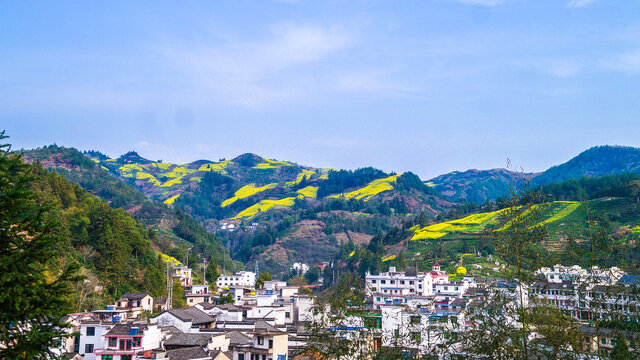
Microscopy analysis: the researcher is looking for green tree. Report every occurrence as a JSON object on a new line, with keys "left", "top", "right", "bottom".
{"left": 171, "top": 279, "right": 186, "bottom": 309}
{"left": 205, "top": 259, "right": 220, "bottom": 286}
{"left": 611, "top": 334, "right": 632, "bottom": 360}
{"left": 255, "top": 271, "right": 272, "bottom": 289}
{"left": 304, "top": 266, "right": 321, "bottom": 284}
{"left": 219, "top": 292, "right": 234, "bottom": 304}
{"left": 0, "top": 132, "right": 81, "bottom": 358}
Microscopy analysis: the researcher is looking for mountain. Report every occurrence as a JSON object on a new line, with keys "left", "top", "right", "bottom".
{"left": 427, "top": 168, "right": 534, "bottom": 204}
{"left": 428, "top": 145, "right": 640, "bottom": 203}
{"left": 22, "top": 145, "right": 241, "bottom": 274}
{"left": 26, "top": 161, "right": 165, "bottom": 310}
{"left": 24, "top": 146, "right": 454, "bottom": 277}
{"left": 531, "top": 145, "right": 640, "bottom": 186}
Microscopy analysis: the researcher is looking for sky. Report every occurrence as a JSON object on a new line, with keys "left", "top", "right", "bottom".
{"left": 2, "top": 0, "right": 640, "bottom": 179}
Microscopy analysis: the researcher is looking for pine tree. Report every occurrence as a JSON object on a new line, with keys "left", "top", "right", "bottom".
{"left": 0, "top": 131, "right": 81, "bottom": 358}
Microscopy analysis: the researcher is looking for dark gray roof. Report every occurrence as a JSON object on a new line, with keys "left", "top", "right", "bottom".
{"left": 215, "top": 304, "right": 242, "bottom": 312}
{"left": 166, "top": 346, "right": 211, "bottom": 360}
{"left": 120, "top": 293, "right": 151, "bottom": 300}
{"left": 254, "top": 320, "right": 286, "bottom": 334}
{"left": 105, "top": 323, "right": 147, "bottom": 336}
{"left": 225, "top": 331, "right": 252, "bottom": 346}
{"left": 163, "top": 307, "right": 216, "bottom": 325}
{"left": 197, "top": 302, "right": 217, "bottom": 310}
{"left": 165, "top": 333, "right": 213, "bottom": 347}
{"left": 161, "top": 325, "right": 184, "bottom": 336}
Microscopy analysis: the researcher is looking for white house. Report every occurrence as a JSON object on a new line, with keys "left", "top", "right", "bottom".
{"left": 217, "top": 271, "right": 257, "bottom": 288}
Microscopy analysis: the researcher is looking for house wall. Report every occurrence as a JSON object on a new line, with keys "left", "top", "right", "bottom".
{"left": 151, "top": 312, "right": 193, "bottom": 333}
{"left": 78, "top": 323, "right": 111, "bottom": 360}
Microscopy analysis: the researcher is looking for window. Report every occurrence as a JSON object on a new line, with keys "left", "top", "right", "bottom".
{"left": 86, "top": 327, "right": 95, "bottom": 336}
{"left": 400, "top": 280, "right": 405, "bottom": 285}
{"left": 239, "top": 355, "right": 245, "bottom": 360}
{"left": 376, "top": 297, "right": 381, "bottom": 301}
{"left": 410, "top": 332, "right": 421, "bottom": 343}
{"left": 269, "top": 339, "right": 273, "bottom": 348}
{"left": 119, "top": 339, "right": 132, "bottom": 350}
{"left": 85, "top": 344, "right": 94, "bottom": 353}
{"left": 108, "top": 338, "right": 117, "bottom": 347}
{"left": 394, "top": 329, "right": 400, "bottom": 337}
{"left": 601, "top": 338, "right": 607, "bottom": 345}
{"left": 410, "top": 281, "right": 414, "bottom": 285}
{"left": 390, "top": 280, "right": 395, "bottom": 284}
{"left": 381, "top": 280, "right": 386, "bottom": 284}
{"left": 122, "top": 356, "right": 132, "bottom": 360}
{"left": 285, "top": 312, "right": 291, "bottom": 318}
{"left": 133, "top": 337, "right": 141, "bottom": 347}
{"left": 101, "top": 356, "right": 113, "bottom": 360}
{"left": 410, "top": 316, "right": 420, "bottom": 325}
{"left": 258, "top": 336, "right": 264, "bottom": 345}
{"left": 371, "top": 280, "right": 376, "bottom": 284}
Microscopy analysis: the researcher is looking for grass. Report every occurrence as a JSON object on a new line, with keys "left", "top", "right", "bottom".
{"left": 164, "top": 193, "right": 181, "bottom": 205}
{"left": 296, "top": 186, "right": 318, "bottom": 198}
{"left": 331, "top": 174, "right": 401, "bottom": 201}
{"left": 221, "top": 183, "right": 278, "bottom": 207}
{"left": 232, "top": 197, "right": 296, "bottom": 219}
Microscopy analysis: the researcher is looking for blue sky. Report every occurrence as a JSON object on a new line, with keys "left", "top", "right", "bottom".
{"left": 2, "top": 0, "right": 640, "bottom": 179}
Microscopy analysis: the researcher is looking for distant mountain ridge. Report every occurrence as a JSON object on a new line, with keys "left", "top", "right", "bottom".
{"left": 428, "top": 145, "right": 640, "bottom": 203}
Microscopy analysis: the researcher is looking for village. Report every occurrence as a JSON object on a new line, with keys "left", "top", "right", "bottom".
{"left": 50, "top": 258, "right": 640, "bottom": 360}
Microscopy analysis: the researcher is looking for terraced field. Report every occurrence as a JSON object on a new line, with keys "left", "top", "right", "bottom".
{"left": 329, "top": 174, "right": 401, "bottom": 201}
{"left": 411, "top": 201, "right": 581, "bottom": 241}
{"left": 232, "top": 197, "right": 297, "bottom": 219}
{"left": 221, "top": 183, "right": 278, "bottom": 207}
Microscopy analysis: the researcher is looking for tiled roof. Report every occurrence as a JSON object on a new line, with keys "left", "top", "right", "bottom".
{"left": 164, "top": 333, "right": 212, "bottom": 347}
{"left": 166, "top": 346, "right": 211, "bottom": 360}
{"left": 164, "top": 307, "right": 216, "bottom": 325}
{"left": 225, "top": 331, "right": 252, "bottom": 346}
{"left": 105, "top": 323, "right": 147, "bottom": 336}
{"left": 120, "top": 293, "right": 150, "bottom": 300}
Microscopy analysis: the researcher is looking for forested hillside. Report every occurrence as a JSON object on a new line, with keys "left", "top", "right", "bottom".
{"left": 22, "top": 145, "right": 242, "bottom": 274}
{"left": 27, "top": 163, "right": 165, "bottom": 310}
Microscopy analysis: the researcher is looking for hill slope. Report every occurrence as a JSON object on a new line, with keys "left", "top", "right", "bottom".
{"left": 532, "top": 145, "right": 640, "bottom": 186}
{"left": 428, "top": 145, "right": 640, "bottom": 203}
{"left": 22, "top": 145, "right": 241, "bottom": 273}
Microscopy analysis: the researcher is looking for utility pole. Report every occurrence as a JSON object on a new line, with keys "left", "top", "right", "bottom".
{"left": 166, "top": 262, "right": 173, "bottom": 310}
{"left": 203, "top": 257, "right": 208, "bottom": 285}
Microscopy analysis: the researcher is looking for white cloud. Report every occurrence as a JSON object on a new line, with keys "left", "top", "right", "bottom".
{"left": 567, "top": 0, "right": 597, "bottom": 8}
{"left": 603, "top": 50, "right": 640, "bottom": 74}
{"left": 161, "top": 24, "right": 352, "bottom": 110}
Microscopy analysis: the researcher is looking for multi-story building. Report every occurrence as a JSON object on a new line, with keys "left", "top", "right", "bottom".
{"left": 94, "top": 323, "right": 161, "bottom": 360}
{"left": 366, "top": 267, "right": 433, "bottom": 298}
{"left": 173, "top": 265, "right": 193, "bottom": 287}
{"left": 217, "top": 271, "right": 257, "bottom": 288}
